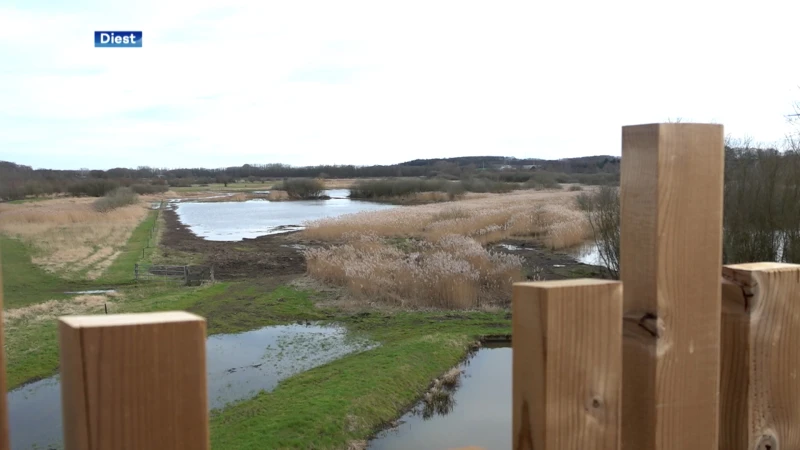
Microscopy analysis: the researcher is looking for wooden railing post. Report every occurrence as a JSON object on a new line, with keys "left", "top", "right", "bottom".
{"left": 513, "top": 279, "right": 623, "bottom": 449}
{"left": 59, "top": 312, "right": 209, "bottom": 450}
{"left": 720, "top": 262, "right": 800, "bottom": 449}
{"left": 620, "top": 123, "right": 725, "bottom": 449}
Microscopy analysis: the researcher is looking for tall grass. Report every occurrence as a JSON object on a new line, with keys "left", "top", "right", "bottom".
{"left": 302, "top": 190, "right": 590, "bottom": 308}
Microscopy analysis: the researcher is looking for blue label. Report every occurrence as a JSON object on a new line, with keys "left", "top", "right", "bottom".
{"left": 95, "top": 31, "right": 142, "bottom": 48}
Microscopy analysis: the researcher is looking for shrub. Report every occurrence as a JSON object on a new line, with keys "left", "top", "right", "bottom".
{"left": 281, "top": 178, "right": 325, "bottom": 199}
{"left": 568, "top": 185, "right": 583, "bottom": 191}
{"left": 576, "top": 186, "right": 620, "bottom": 279}
{"left": 93, "top": 187, "right": 139, "bottom": 212}
{"left": 523, "top": 172, "right": 560, "bottom": 190}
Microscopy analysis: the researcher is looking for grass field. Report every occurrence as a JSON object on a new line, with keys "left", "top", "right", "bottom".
{"left": 0, "top": 197, "right": 153, "bottom": 280}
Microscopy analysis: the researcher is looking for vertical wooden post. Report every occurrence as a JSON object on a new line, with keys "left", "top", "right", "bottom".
{"left": 184, "top": 265, "right": 189, "bottom": 286}
{"left": 134, "top": 263, "right": 139, "bottom": 281}
{"left": 59, "top": 311, "right": 209, "bottom": 450}
{"left": 210, "top": 265, "right": 215, "bottom": 283}
{"left": 513, "top": 279, "right": 623, "bottom": 449}
{"left": 720, "top": 262, "right": 800, "bottom": 449}
{"left": 0, "top": 251, "right": 12, "bottom": 450}
{"left": 620, "top": 123, "right": 724, "bottom": 450}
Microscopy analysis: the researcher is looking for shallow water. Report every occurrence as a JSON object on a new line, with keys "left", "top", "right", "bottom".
{"left": 174, "top": 189, "right": 395, "bottom": 241}
{"left": 8, "top": 323, "right": 375, "bottom": 450}
{"left": 368, "top": 344, "right": 511, "bottom": 450}
{"left": 565, "top": 240, "right": 605, "bottom": 267}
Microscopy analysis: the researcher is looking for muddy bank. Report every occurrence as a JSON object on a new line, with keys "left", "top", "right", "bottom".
{"left": 491, "top": 238, "right": 611, "bottom": 281}
{"left": 161, "top": 207, "right": 307, "bottom": 280}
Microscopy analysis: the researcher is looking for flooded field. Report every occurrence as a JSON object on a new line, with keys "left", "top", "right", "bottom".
{"left": 8, "top": 323, "right": 375, "bottom": 450}
{"left": 174, "top": 189, "right": 395, "bottom": 241}
{"left": 368, "top": 343, "right": 511, "bottom": 450}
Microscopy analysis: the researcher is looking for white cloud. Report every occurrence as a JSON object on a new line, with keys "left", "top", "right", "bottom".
{"left": 1, "top": 0, "right": 799, "bottom": 169}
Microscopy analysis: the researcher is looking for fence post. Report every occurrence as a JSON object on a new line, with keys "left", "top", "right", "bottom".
{"left": 210, "top": 265, "right": 215, "bottom": 283}
{"left": 620, "top": 123, "right": 724, "bottom": 449}
{"left": 134, "top": 263, "right": 139, "bottom": 281}
{"left": 513, "top": 279, "right": 622, "bottom": 449}
{"left": 184, "top": 265, "right": 189, "bottom": 286}
{"left": 0, "top": 252, "right": 11, "bottom": 450}
{"left": 720, "top": 262, "right": 800, "bottom": 449}
{"left": 58, "top": 312, "right": 209, "bottom": 449}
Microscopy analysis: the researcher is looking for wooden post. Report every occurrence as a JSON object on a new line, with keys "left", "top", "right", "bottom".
{"left": 720, "top": 262, "right": 800, "bottom": 449}
{"left": 59, "top": 312, "right": 209, "bottom": 450}
{"left": 620, "top": 123, "right": 724, "bottom": 450}
{"left": 0, "top": 251, "right": 11, "bottom": 450}
{"left": 134, "top": 263, "right": 139, "bottom": 281}
{"left": 210, "top": 265, "right": 215, "bottom": 283}
{"left": 513, "top": 279, "right": 623, "bottom": 449}
{"left": 184, "top": 265, "right": 189, "bottom": 286}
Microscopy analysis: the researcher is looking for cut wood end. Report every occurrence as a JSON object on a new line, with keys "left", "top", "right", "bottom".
{"left": 59, "top": 311, "right": 205, "bottom": 328}
{"left": 724, "top": 262, "right": 800, "bottom": 272}
{"left": 514, "top": 279, "right": 621, "bottom": 289}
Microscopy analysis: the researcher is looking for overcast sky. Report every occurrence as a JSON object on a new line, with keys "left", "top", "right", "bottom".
{"left": 1, "top": 0, "right": 798, "bottom": 170}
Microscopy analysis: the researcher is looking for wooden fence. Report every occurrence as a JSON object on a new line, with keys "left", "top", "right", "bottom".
{"left": 135, "top": 263, "right": 214, "bottom": 285}
{"left": 0, "top": 123, "right": 796, "bottom": 449}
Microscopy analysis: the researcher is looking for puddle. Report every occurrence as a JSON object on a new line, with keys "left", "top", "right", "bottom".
{"left": 564, "top": 240, "right": 606, "bottom": 267}
{"left": 63, "top": 289, "right": 117, "bottom": 295}
{"left": 495, "top": 243, "right": 523, "bottom": 251}
{"left": 174, "top": 189, "right": 396, "bottom": 241}
{"left": 368, "top": 343, "right": 511, "bottom": 450}
{"left": 8, "top": 323, "right": 376, "bottom": 450}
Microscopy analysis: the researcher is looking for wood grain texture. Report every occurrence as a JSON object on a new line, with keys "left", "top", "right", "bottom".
{"left": 720, "top": 263, "right": 800, "bottom": 450}
{"left": 0, "top": 252, "right": 10, "bottom": 450}
{"left": 513, "top": 279, "right": 622, "bottom": 450}
{"left": 620, "top": 123, "right": 724, "bottom": 450}
{"left": 59, "top": 311, "right": 209, "bottom": 450}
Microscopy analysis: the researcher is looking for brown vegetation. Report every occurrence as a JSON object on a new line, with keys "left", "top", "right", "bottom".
{"left": 302, "top": 190, "right": 591, "bottom": 309}
{"left": 0, "top": 197, "right": 150, "bottom": 278}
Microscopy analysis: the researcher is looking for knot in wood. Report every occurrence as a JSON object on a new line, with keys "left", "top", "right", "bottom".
{"left": 756, "top": 435, "right": 777, "bottom": 450}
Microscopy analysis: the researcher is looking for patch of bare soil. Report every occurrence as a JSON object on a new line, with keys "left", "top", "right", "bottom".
{"left": 160, "top": 207, "right": 306, "bottom": 280}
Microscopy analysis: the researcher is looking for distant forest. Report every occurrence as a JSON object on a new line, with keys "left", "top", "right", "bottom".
{"left": 0, "top": 155, "right": 621, "bottom": 201}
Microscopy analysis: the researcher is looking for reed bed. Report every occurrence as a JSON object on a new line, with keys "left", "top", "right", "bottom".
{"left": 0, "top": 197, "right": 149, "bottom": 279}
{"left": 303, "top": 190, "right": 590, "bottom": 309}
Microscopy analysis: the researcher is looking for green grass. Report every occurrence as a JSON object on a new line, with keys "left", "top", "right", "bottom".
{"left": 4, "top": 281, "right": 334, "bottom": 390}
{"left": 96, "top": 209, "right": 159, "bottom": 285}
{"left": 0, "top": 236, "right": 92, "bottom": 309}
{"left": 210, "top": 310, "right": 510, "bottom": 449}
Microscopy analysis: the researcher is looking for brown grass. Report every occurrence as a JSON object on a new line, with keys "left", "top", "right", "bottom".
{"left": 0, "top": 197, "right": 150, "bottom": 279}
{"left": 302, "top": 189, "right": 589, "bottom": 309}
{"left": 4, "top": 293, "right": 117, "bottom": 327}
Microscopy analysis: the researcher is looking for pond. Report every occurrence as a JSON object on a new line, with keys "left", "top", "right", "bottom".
{"left": 368, "top": 342, "right": 511, "bottom": 450}
{"left": 174, "top": 189, "right": 396, "bottom": 241}
{"left": 8, "top": 323, "right": 376, "bottom": 450}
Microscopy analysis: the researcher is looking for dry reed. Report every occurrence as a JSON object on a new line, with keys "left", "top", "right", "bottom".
{"left": 302, "top": 190, "right": 589, "bottom": 309}
{"left": 0, "top": 197, "right": 149, "bottom": 279}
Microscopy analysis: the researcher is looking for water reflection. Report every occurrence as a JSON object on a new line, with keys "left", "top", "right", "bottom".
{"left": 8, "top": 323, "right": 376, "bottom": 450}
{"left": 174, "top": 189, "right": 396, "bottom": 241}
{"left": 368, "top": 343, "right": 511, "bottom": 450}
